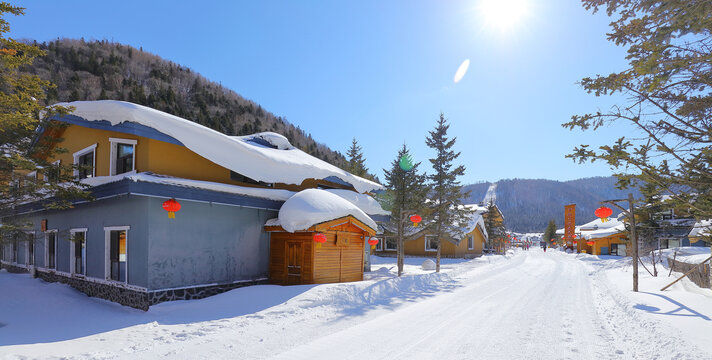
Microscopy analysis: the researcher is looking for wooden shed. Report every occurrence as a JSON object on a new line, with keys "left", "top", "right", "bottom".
{"left": 265, "top": 215, "right": 376, "bottom": 285}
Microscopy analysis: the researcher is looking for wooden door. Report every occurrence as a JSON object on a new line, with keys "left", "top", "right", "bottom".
{"left": 286, "top": 242, "right": 303, "bottom": 285}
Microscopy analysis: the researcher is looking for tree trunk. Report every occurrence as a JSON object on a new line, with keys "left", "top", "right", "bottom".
{"left": 629, "top": 193, "right": 639, "bottom": 292}
{"left": 436, "top": 239, "right": 441, "bottom": 273}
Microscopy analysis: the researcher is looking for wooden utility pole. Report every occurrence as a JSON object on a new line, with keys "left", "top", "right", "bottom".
{"left": 602, "top": 193, "right": 639, "bottom": 292}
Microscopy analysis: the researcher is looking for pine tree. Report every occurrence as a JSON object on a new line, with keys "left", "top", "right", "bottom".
{"left": 0, "top": 3, "right": 90, "bottom": 247}
{"left": 542, "top": 220, "right": 558, "bottom": 247}
{"left": 346, "top": 137, "right": 368, "bottom": 177}
{"left": 483, "top": 201, "right": 506, "bottom": 253}
{"left": 565, "top": 0, "right": 712, "bottom": 231}
{"left": 425, "top": 113, "right": 471, "bottom": 272}
{"left": 382, "top": 144, "right": 428, "bottom": 276}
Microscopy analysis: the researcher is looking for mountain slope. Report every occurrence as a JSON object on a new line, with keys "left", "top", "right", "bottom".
{"left": 21, "top": 38, "right": 349, "bottom": 170}
{"left": 463, "top": 176, "right": 639, "bottom": 232}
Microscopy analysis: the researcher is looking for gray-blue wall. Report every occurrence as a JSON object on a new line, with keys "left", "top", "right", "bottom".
{"left": 6, "top": 194, "right": 277, "bottom": 291}
{"left": 10, "top": 195, "right": 149, "bottom": 287}
{"left": 146, "top": 197, "right": 276, "bottom": 290}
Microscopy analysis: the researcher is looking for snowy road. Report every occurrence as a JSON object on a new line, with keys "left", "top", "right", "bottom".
{"left": 2, "top": 249, "right": 711, "bottom": 359}
{"left": 275, "top": 250, "right": 708, "bottom": 360}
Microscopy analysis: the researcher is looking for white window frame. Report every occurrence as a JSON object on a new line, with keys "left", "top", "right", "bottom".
{"left": 384, "top": 236, "right": 397, "bottom": 251}
{"left": 468, "top": 235, "right": 475, "bottom": 250}
{"left": 45, "top": 229, "right": 58, "bottom": 270}
{"left": 425, "top": 235, "right": 438, "bottom": 252}
{"left": 73, "top": 144, "right": 97, "bottom": 179}
{"left": 375, "top": 236, "right": 383, "bottom": 251}
{"left": 104, "top": 226, "right": 130, "bottom": 283}
{"left": 44, "top": 159, "right": 61, "bottom": 184}
{"left": 109, "top": 138, "right": 137, "bottom": 176}
{"left": 70, "top": 228, "right": 88, "bottom": 276}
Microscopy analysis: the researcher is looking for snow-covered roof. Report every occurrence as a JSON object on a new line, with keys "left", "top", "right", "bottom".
{"left": 689, "top": 220, "right": 711, "bottom": 238}
{"left": 324, "top": 189, "right": 388, "bottom": 216}
{"left": 55, "top": 100, "right": 384, "bottom": 194}
{"left": 82, "top": 172, "right": 386, "bottom": 217}
{"left": 461, "top": 213, "right": 488, "bottom": 240}
{"left": 556, "top": 217, "right": 627, "bottom": 240}
{"left": 82, "top": 172, "right": 296, "bottom": 201}
{"left": 268, "top": 189, "right": 377, "bottom": 233}
{"left": 582, "top": 218, "right": 626, "bottom": 240}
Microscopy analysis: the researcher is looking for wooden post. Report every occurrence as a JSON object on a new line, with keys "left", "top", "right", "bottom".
{"left": 628, "top": 193, "right": 639, "bottom": 292}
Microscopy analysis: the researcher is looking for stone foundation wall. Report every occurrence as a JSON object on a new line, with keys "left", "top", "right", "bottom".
{"left": 35, "top": 270, "right": 150, "bottom": 310}
{"left": 148, "top": 279, "right": 268, "bottom": 305}
{"left": 0, "top": 263, "right": 29, "bottom": 274}
{"left": 668, "top": 257, "right": 711, "bottom": 289}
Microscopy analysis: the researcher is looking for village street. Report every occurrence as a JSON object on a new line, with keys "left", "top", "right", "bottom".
{"left": 2, "top": 249, "right": 711, "bottom": 359}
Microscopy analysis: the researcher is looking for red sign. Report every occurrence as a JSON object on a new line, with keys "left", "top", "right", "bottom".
{"left": 564, "top": 204, "right": 576, "bottom": 242}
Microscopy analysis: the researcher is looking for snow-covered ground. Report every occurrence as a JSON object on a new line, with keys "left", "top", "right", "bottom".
{"left": 1, "top": 248, "right": 711, "bottom": 359}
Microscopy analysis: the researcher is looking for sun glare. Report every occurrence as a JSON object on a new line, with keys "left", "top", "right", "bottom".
{"left": 478, "top": 0, "right": 530, "bottom": 33}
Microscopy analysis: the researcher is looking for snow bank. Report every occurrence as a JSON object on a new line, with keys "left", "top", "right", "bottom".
{"left": 275, "top": 189, "right": 377, "bottom": 232}
{"left": 56, "top": 101, "right": 383, "bottom": 193}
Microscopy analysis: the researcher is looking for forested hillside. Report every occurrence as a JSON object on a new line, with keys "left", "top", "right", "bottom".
{"left": 21, "top": 38, "right": 348, "bottom": 168}
{"left": 463, "top": 176, "right": 640, "bottom": 233}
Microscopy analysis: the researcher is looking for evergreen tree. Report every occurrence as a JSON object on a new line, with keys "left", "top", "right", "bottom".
{"left": 565, "top": 0, "right": 712, "bottom": 233}
{"left": 382, "top": 144, "right": 428, "bottom": 276}
{"left": 483, "top": 201, "right": 506, "bottom": 253}
{"left": 346, "top": 137, "right": 368, "bottom": 177}
{"left": 0, "top": 3, "right": 90, "bottom": 247}
{"left": 425, "top": 113, "right": 471, "bottom": 272}
{"left": 542, "top": 220, "right": 558, "bottom": 247}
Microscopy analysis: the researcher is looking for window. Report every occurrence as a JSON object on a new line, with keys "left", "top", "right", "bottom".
{"left": 73, "top": 144, "right": 96, "bottom": 180}
{"left": 26, "top": 233, "right": 34, "bottom": 266}
{"left": 109, "top": 138, "right": 137, "bottom": 176}
{"left": 25, "top": 171, "right": 37, "bottom": 189}
{"left": 384, "top": 236, "right": 397, "bottom": 251}
{"left": 46, "top": 231, "right": 57, "bottom": 269}
{"left": 105, "top": 226, "right": 129, "bottom": 282}
{"left": 70, "top": 229, "right": 87, "bottom": 275}
{"left": 468, "top": 235, "right": 474, "bottom": 250}
{"left": 375, "top": 237, "right": 383, "bottom": 251}
{"left": 45, "top": 160, "right": 61, "bottom": 184}
{"left": 425, "top": 235, "right": 438, "bottom": 252}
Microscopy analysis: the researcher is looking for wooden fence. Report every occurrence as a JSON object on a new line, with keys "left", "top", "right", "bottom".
{"left": 668, "top": 257, "right": 711, "bottom": 289}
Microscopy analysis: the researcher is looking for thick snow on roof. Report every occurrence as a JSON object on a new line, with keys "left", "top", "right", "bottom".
{"left": 82, "top": 172, "right": 296, "bottom": 201}
{"left": 689, "top": 220, "right": 712, "bottom": 238}
{"left": 324, "top": 189, "right": 388, "bottom": 216}
{"left": 272, "top": 189, "right": 377, "bottom": 233}
{"left": 56, "top": 100, "right": 383, "bottom": 193}
{"left": 582, "top": 218, "right": 626, "bottom": 240}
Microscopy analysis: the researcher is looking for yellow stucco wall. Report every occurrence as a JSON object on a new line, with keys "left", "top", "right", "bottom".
{"left": 38, "top": 123, "right": 353, "bottom": 190}
{"left": 401, "top": 226, "right": 485, "bottom": 258}
{"left": 591, "top": 233, "right": 629, "bottom": 255}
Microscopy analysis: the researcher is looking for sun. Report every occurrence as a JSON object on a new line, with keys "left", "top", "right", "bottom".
{"left": 477, "top": 0, "right": 530, "bottom": 33}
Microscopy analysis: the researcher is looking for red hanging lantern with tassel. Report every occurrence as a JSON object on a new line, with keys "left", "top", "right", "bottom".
{"left": 313, "top": 233, "right": 327, "bottom": 249}
{"left": 368, "top": 237, "right": 379, "bottom": 250}
{"left": 595, "top": 206, "right": 613, "bottom": 223}
{"left": 410, "top": 214, "right": 422, "bottom": 227}
{"left": 162, "top": 198, "right": 181, "bottom": 219}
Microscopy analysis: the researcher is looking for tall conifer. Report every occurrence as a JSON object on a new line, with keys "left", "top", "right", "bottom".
{"left": 383, "top": 144, "right": 427, "bottom": 276}
{"left": 425, "top": 113, "right": 471, "bottom": 272}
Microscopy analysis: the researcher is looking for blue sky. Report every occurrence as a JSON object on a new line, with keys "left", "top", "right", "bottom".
{"left": 10, "top": 1, "right": 635, "bottom": 184}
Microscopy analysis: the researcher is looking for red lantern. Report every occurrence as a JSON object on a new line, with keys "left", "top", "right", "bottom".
{"left": 573, "top": 240, "right": 578, "bottom": 245}
{"left": 595, "top": 206, "right": 613, "bottom": 223}
{"left": 368, "top": 237, "right": 379, "bottom": 250}
{"left": 586, "top": 241, "right": 594, "bottom": 246}
{"left": 572, "top": 234, "right": 577, "bottom": 239}
{"left": 410, "top": 214, "right": 422, "bottom": 227}
{"left": 162, "top": 198, "right": 181, "bottom": 219}
{"left": 313, "top": 233, "right": 327, "bottom": 249}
